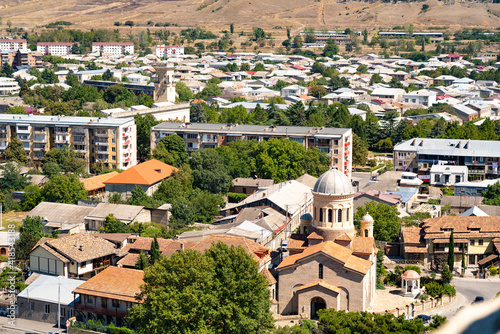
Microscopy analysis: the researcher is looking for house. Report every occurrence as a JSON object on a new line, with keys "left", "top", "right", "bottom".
{"left": 387, "top": 188, "right": 419, "bottom": 211}
{"left": 440, "top": 195, "right": 484, "bottom": 215}
{"left": 454, "top": 179, "right": 500, "bottom": 197}
{"left": 370, "top": 88, "right": 404, "bottom": 102}
{"left": 353, "top": 191, "right": 401, "bottom": 211}
{"left": 83, "top": 203, "right": 155, "bottom": 231}
{"left": 430, "top": 165, "right": 468, "bottom": 186}
{"left": 0, "top": 231, "right": 19, "bottom": 258}
{"left": 73, "top": 266, "right": 144, "bottom": 326}
{"left": 402, "top": 90, "right": 437, "bottom": 108}
{"left": 81, "top": 172, "right": 120, "bottom": 198}
{"left": 104, "top": 159, "right": 178, "bottom": 198}
{"left": 277, "top": 169, "right": 376, "bottom": 318}
{"left": 17, "top": 275, "right": 83, "bottom": 325}
{"left": 228, "top": 178, "right": 275, "bottom": 195}
{"left": 281, "top": 85, "right": 308, "bottom": 97}
{"left": 401, "top": 216, "right": 500, "bottom": 270}
{"left": 453, "top": 104, "right": 478, "bottom": 122}
{"left": 30, "top": 234, "right": 118, "bottom": 278}
{"left": 27, "top": 202, "right": 95, "bottom": 236}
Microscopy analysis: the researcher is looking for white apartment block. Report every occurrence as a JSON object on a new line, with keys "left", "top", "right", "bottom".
{"left": 37, "top": 42, "right": 75, "bottom": 56}
{"left": 0, "top": 39, "right": 27, "bottom": 51}
{"left": 0, "top": 78, "right": 20, "bottom": 96}
{"left": 92, "top": 43, "right": 134, "bottom": 56}
{"left": 155, "top": 45, "right": 184, "bottom": 58}
{"left": 0, "top": 114, "right": 137, "bottom": 171}
{"left": 402, "top": 90, "right": 437, "bottom": 108}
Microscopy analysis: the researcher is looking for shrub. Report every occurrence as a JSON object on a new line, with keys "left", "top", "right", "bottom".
{"left": 424, "top": 281, "right": 444, "bottom": 297}
{"left": 404, "top": 265, "right": 421, "bottom": 274}
{"left": 489, "top": 265, "right": 498, "bottom": 276}
{"left": 227, "top": 192, "right": 247, "bottom": 203}
{"left": 376, "top": 279, "right": 385, "bottom": 290}
{"left": 441, "top": 264, "right": 453, "bottom": 284}
{"left": 443, "top": 284, "right": 456, "bottom": 297}
{"left": 418, "top": 292, "right": 429, "bottom": 301}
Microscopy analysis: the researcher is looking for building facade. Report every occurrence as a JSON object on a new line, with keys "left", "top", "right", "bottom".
{"left": 151, "top": 123, "right": 353, "bottom": 178}
{"left": 92, "top": 43, "right": 134, "bottom": 56}
{"left": 37, "top": 42, "right": 75, "bottom": 56}
{"left": 0, "top": 114, "right": 137, "bottom": 171}
{"left": 0, "top": 50, "right": 42, "bottom": 68}
{"left": 0, "top": 39, "right": 27, "bottom": 51}
{"left": 155, "top": 45, "right": 184, "bottom": 58}
{"left": 0, "top": 78, "right": 20, "bottom": 96}
{"left": 393, "top": 138, "right": 500, "bottom": 181}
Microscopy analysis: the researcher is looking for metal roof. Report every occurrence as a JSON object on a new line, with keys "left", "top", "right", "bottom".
{"left": 394, "top": 138, "right": 500, "bottom": 158}
{"left": 0, "top": 114, "right": 134, "bottom": 127}
{"left": 18, "top": 275, "right": 84, "bottom": 305}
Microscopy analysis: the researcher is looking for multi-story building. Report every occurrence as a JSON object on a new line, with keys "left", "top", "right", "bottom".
{"left": 0, "top": 114, "right": 137, "bottom": 171}
{"left": 0, "top": 38, "right": 27, "bottom": 51}
{"left": 0, "top": 78, "right": 20, "bottom": 95}
{"left": 91, "top": 42, "right": 134, "bottom": 56}
{"left": 155, "top": 45, "right": 184, "bottom": 58}
{"left": 393, "top": 138, "right": 500, "bottom": 181}
{"left": 0, "top": 49, "right": 42, "bottom": 68}
{"left": 37, "top": 42, "right": 76, "bottom": 56}
{"left": 151, "top": 122, "right": 353, "bottom": 178}
{"left": 402, "top": 90, "right": 437, "bottom": 108}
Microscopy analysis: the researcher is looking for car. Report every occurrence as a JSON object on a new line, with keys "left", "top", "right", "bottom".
{"left": 471, "top": 296, "right": 484, "bottom": 304}
{"left": 417, "top": 314, "right": 431, "bottom": 324}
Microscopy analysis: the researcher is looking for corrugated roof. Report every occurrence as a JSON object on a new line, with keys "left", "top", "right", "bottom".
{"left": 394, "top": 138, "right": 500, "bottom": 158}
{"left": 28, "top": 202, "right": 94, "bottom": 226}
{"left": 18, "top": 275, "right": 84, "bottom": 305}
{"left": 104, "top": 159, "right": 177, "bottom": 185}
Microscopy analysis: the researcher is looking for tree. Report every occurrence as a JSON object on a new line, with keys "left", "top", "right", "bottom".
{"left": 329, "top": 76, "right": 350, "bottom": 91}
{"left": 150, "top": 237, "right": 161, "bottom": 265}
{"left": 253, "top": 27, "right": 266, "bottom": 40}
{"left": 308, "top": 85, "right": 326, "bottom": 98}
{"left": 16, "top": 216, "right": 47, "bottom": 261}
{"left": 135, "top": 114, "right": 160, "bottom": 161}
{"left": 1, "top": 62, "right": 14, "bottom": 77}
{"left": 448, "top": 230, "right": 455, "bottom": 270}
{"left": 41, "top": 146, "right": 86, "bottom": 174}
{"left": 41, "top": 174, "right": 87, "bottom": 204}
{"left": 352, "top": 134, "right": 368, "bottom": 167}
{"left": 135, "top": 251, "right": 150, "bottom": 270}
{"left": 19, "top": 184, "right": 42, "bottom": 211}
{"left": 293, "top": 35, "right": 303, "bottom": 48}
{"left": 190, "top": 149, "right": 233, "bottom": 194}
{"left": 175, "top": 82, "right": 193, "bottom": 102}
{"left": 0, "top": 161, "right": 28, "bottom": 192}
{"left": 128, "top": 242, "right": 274, "bottom": 334}
{"left": 2, "top": 137, "right": 28, "bottom": 165}
{"left": 102, "top": 69, "right": 113, "bottom": 81}
{"left": 482, "top": 183, "right": 500, "bottom": 206}
{"left": 230, "top": 23, "right": 234, "bottom": 34}
{"left": 152, "top": 134, "right": 188, "bottom": 167}
{"left": 370, "top": 73, "right": 384, "bottom": 85}
{"left": 128, "top": 185, "right": 149, "bottom": 206}
{"left": 355, "top": 202, "right": 401, "bottom": 242}
{"left": 441, "top": 264, "right": 452, "bottom": 284}
{"left": 102, "top": 214, "right": 130, "bottom": 233}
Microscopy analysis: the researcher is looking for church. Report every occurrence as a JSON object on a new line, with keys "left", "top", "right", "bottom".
{"left": 276, "top": 168, "right": 377, "bottom": 319}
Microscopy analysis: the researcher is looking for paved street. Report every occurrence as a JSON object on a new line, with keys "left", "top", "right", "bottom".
{"left": 0, "top": 316, "right": 61, "bottom": 334}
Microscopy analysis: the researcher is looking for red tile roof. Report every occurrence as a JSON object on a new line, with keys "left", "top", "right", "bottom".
{"left": 82, "top": 171, "right": 119, "bottom": 191}
{"left": 104, "top": 159, "right": 177, "bottom": 185}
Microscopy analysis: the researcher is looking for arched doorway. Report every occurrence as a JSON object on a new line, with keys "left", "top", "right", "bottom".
{"left": 310, "top": 297, "right": 326, "bottom": 319}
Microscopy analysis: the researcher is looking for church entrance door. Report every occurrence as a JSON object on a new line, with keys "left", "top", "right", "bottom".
{"left": 310, "top": 297, "right": 326, "bottom": 319}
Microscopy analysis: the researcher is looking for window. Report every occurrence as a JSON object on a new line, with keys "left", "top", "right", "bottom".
{"left": 44, "top": 304, "right": 50, "bottom": 314}
{"left": 456, "top": 175, "right": 461, "bottom": 183}
{"left": 81, "top": 261, "right": 86, "bottom": 269}
{"left": 319, "top": 208, "right": 323, "bottom": 222}
{"left": 112, "top": 138, "right": 115, "bottom": 144}
{"left": 112, "top": 299, "right": 120, "bottom": 308}
{"left": 112, "top": 147, "right": 116, "bottom": 152}
{"left": 478, "top": 239, "right": 483, "bottom": 246}
{"left": 30, "top": 301, "right": 34, "bottom": 312}
{"left": 328, "top": 209, "right": 333, "bottom": 223}
{"left": 87, "top": 295, "right": 93, "bottom": 304}
{"left": 338, "top": 209, "right": 342, "bottom": 223}
{"left": 470, "top": 239, "right": 475, "bottom": 246}
{"left": 434, "top": 175, "right": 440, "bottom": 183}
{"left": 319, "top": 264, "right": 323, "bottom": 279}
{"left": 346, "top": 208, "right": 349, "bottom": 221}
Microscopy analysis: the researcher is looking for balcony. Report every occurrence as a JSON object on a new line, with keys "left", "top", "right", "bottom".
{"left": 74, "top": 303, "right": 129, "bottom": 318}
{"left": 95, "top": 141, "right": 108, "bottom": 146}
{"left": 73, "top": 139, "right": 86, "bottom": 145}
{"left": 33, "top": 137, "right": 46, "bottom": 143}
{"left": 94, "top": 132, "right": 109, "bottom": 137}
{"left": 33, "top": 129, "right": 46, "bottom": 134}
{"left": 72, "top": 129, "right": 86, "bottom": 136}
{"left": 54, "top": 138, "right": 69, "bottom": 144}
{"left": 33, "top": 147, "right": 45, "bottom": 152}
{"left": 55, "top": 130, "right": 69, "bottom": 135}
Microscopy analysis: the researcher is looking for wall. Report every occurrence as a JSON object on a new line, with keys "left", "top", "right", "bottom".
{"left": 30, "top": 247, "right": 65, "bottom": 277}
{"left": 379, "top": 294, "right": 456, "bottom": 318}
{"left": 17, "top": 297, "right": 69, "bottom": 324}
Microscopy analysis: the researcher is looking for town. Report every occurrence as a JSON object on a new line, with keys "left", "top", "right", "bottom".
{"left": 0, "top": 22, "right": 498, "bottom": 334}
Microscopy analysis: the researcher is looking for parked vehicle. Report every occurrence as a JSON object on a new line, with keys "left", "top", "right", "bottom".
{"left": 472, "top": 296, "right": 484, "bottom": 304}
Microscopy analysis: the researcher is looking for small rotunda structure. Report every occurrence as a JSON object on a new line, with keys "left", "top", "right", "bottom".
{"left": 360, "top": 213, "right": 374, "bottom": 238}
{"left": 401, "top": 270, "right": 421, "bottom": 298}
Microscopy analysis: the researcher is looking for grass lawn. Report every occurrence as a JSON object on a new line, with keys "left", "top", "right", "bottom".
{"left": 2, "top": 211, "right": 28, "bottom": 231}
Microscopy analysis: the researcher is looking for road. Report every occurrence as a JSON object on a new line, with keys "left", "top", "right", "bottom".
{"left": 422, "top": 277, "right": 500, "bottom": 320}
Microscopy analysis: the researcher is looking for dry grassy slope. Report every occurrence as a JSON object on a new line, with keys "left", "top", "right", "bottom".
{"left": 1, "top": 0, "right": 500, "bottom": 32}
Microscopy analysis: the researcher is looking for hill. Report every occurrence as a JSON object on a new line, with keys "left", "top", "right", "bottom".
{"left": 0, "top": 0, "right": 499, "bottom": 33}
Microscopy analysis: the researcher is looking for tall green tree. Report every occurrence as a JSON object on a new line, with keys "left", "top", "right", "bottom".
{"left": 102, "top": 214, "right": 130, "bottom": 233}
{"left": 150, "top": 237, "right": 161, "bottom": 265}
{"left": 2, "top": 137, "right": 28, "bottom": 165}
{"left": 355, "top": 202, "right": 401, "bottom": 242}
{"left": 41, "top": 174, "right": 87, "bottom": 204}
{"left": 448, "top": 230, "right": 455, "bottom": 270}
{"left": 135, "top": 251, "right": 150, "bottom": 270}
{"left": 352, "top": 133, "right": 368, "bottom": 167}
{"left": 15, "top": 216, "right": 48, "bottom": 261}
{"left": 135, "top": 114, "right": 160, "bottom": 161}
{"left": 189, "top": 149, "right": 233, "bottom": 194}
{"left": 0, "top": 161, "right": 28, "bottom": 192}
{"left": 128, "top": 242, "right": 274, "bottom": 334}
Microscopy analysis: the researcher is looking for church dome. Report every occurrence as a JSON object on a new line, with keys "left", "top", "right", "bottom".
{"left": 313, "top": 168, "right": 354, "bottom": 195}
{"left": 300, "top": 213, "right": 313, "bottom": 220}
{"left": 361, "top": 213, "right": 374, "bottom": 224}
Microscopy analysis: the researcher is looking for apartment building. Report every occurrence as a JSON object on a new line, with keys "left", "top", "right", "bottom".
{"left": 0, "top": 114, "right": 137, "bottom": 171}
{"left": 37, "top": 42, "right": 76, "bottom": 56}
{"left": 393, "top": 138, "right": 500, "bottom": 181}
{"left": 402, "top": 90, "right": 437, "bottom": 108}
{"left": 155, "top": 45, "right": 184, "bottom": 58}
{"left": 0, "top": 49, "right": 42, "bottom": 68}
{"left": 91, "top": 42, "right": 134, "bottom": 56}
{"left": 0, "top": 39, "right": 27, "bottom": 51}
{"left": 151, "top": 122, "right": 353, "bottom": 178}
{"left": 0, "top": 78, "right": 20, "bottom": 96}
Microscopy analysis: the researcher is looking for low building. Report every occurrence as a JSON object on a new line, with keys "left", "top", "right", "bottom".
{"left": 73, "top": 266, "right": 143, "bottom": 326}
{"left": 0, "top": 39, "right": 27, "bottom": 51}
{"left": 370, "top": 88, "right": 404, "bottom": 102}
{"left": 401, "top": 216, "right": 500, "bottom": 270}
{"left": 36, "top": 42, "right": 76, "bottom": 56}
{"left": 28, "top": 202, "right": 94, "bottom": 236}
{"left": 30, "top": 234, "right": 118, "bottom": 278}
{"left": 353, "top": 191, "right": 401, "bottom": 211}
{"left": 104, "top": 159, "right": 177, "bottom": 198}
{"left": 81, "top": 171, "right": 120, "bottom": 198}
{"left": 0, "top": 78, "right": 20, "bottom": 96}
{"left": 281, "top": 85, "right": 308, "bottom": 97}
{"left": 155, "top": 45, "right": 184, "bottom": 58}
{"left": 229, "top": 178, "right": 275, "bottom": 195}
{"left": 91, "top": 42, "right": 134, "bottom": 56}
{"left": 430, "top": 165, "right": 468, "bottom": 186}
{"left": 441, "top": 195, "right": 484, "bottom": 215}
{"left": 83, "top": 203, "right": 155, "bottom": 231}
{"left": 402, "top": 90, "right": 437, "bottom": 108}
{"left": 17, "top": 275, "right": 83, "bottom": 325}
{"left": 0, "top": 231, "right": 19, "bottom": 258}
{"left": 454, "top": 179, "right": 500, "bottom": 197}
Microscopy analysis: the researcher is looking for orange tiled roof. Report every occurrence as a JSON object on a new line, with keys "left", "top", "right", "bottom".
{"left": 277, "top": 241, "right": 372, "bottom": 275}
{"left": 104, "top": 159, "right": 178, "bottom": 185}
{"left": 117, "top": 253, "right": 141, "bottom": 267}
{"left": 336, "top": 233, "right": 354, "bottom": 242}
{"left": 288, "top": 234, "right": 308, "bottom": 250}
{"left": 73, "top": 266, "right": 144, "bottom": 303}
{"left": 307, "top": 232, "right": 324, "bottom": 240}
{"left": 352, "top": 237, "right": 374, "bottom": 255}
{"left": 261, "top": 267, "right": 276, "bottom": 285}
{"left": 402, "top": 226, "right": 423, "bottom": 244}
{"left": 82, "top": 171, "right": 119, "bottom": 191}
{"left": 297, "top": 280, "right": 341, "bottom": 293}
{"left": 422, "top": 216, "right": 500, "bottom": 234}
{"left": 405, "top": 246, "right": 428, "bottom": 254}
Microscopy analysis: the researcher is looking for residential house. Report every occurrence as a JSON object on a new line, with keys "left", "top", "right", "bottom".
{"left": 454, "top": 179, "right": 500, "bottom": 197}
{"left": 440, "top": 195, "right": 484, "bottom": 215}
{"left": 281, "top": 85, "right": 308, "bottom": 97}
{"left": 73, "top": 266, "right": 143, "bottom": 326}
{"left": 453, "top": 104, "right": 479, "bottom": 122}
{"left": 0, "top": 231, "right": 19, "bottom": 258}
{"left": 353, "top": 191, "right": 402, "bottom": 211}
{"left": 83, "top": 203, "right": 156, "bottom": 231}
{"left": 430, "top": 165, "right": 468, "bottom": 186}
{"left": 28, "top": 202, "right": 95, "bottom": 236}
{"left": 104, "top": 159, "right": 178, "bottom": 198}
{"left": 370, "top": 88, "right": 404, "bottom": 103}
{"left": 30, "top": 234, "right": 118, "bottom": 278}
{"left": 17, "top": 275, "right": 83, "bottom": 325}
{"left": 81, "top": 172, "right": 120, "bottom": 198}
{"left": 402, "top": 90, "right": 437, "bottom": 108}
{"left": 229, "top": 178, "right": 275, "bottom": 195}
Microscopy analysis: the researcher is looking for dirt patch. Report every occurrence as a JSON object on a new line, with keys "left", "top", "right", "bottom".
{"left": 2, "top": 211, "right": 27, "bottom": 231}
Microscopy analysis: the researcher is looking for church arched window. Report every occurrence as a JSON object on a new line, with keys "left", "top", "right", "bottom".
{"left": 346, "top": 208, "right": 350, "bottom": 221}
{"left": 328, "top": 209, "right": 333, "bottom": 222}
{"left": 319, "top": 208, "right": 323, "bottom": 222}
{"left": 319, "top": 263, "right": 323, "bottom": 279}
{"left": 338, "top": 209, "right": 342, "bottom": 223}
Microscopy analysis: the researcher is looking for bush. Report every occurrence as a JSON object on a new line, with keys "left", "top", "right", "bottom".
{"left": 441, "top": 264, "right": 453, "bottom": 284}
{"left": 227, "top": 192, "right": 247, "bottom": 203}
{"left": 489, "top": 265, "right": 498, "bottom": 276}
{"left": 376, "top": 279, "right": 385, "bottom": 290}
{"left": 418, "top": 292, "right": 429, "bottom": 301}
{"left": 443, "top": 284, "right": 456, "bottom": 297}
{"left": 404, "top": 265, "right": 421, "bottom": 274}
{"left": 424, "top": 281, "right": 444, "bottom": 297}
